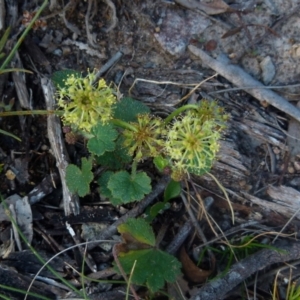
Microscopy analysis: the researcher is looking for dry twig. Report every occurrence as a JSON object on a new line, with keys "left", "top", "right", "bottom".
{"left": 85, "top": 0, "right": 98, "bottom": 48}
{"left": 102, "top": 0, "right": 118, "bottom": 33}
{"left": 41, "top": 77, "right": 80, "bottom": 216}
{"left": 188, "top": 45, "right": 300, "bottom": 123}
{"left": 190, "top": 240, "right": 300, "bottom": 300}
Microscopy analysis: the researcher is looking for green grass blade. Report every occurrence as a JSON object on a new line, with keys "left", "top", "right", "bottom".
{"left": 0, "top": 284, "right": 51, "bottom": 300}
{"left": 0, "top": 0, "right": 48, "bottom": 71}
{"left": 0, "top": 27, "right": 10, "bottom": 52}
{"left": 0, "top": 68, "right": 33, "bottom": 75}
{"left": 0, "top": 128, "right": 21, "bottom": 141}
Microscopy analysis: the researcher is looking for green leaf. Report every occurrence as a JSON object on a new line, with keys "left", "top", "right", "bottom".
{"left": 87, "top": 123, "right": 118, "bottom": 156}
{"left": 113, "top": 97, "right": 150, "bottom": 122}
{"left": 149, "top": 202, "right": 170, "bottom": 219}
{"left": 0, "top": 27, "right": 10, "bottom": 53}
{"left": 118, "top": 218, "right": 155, "bottom": 246}
{"left": 66, "top": 157, "right": 93, "bottom": 197}
{"left": 116, "top": 249, "right": 181, "bottom": 292}
{"left": 51, "top": 69, "right": 81, "bottom": 89}
{"left": 164, "top": 180, "right": 181, "bottom": 202}
{"left": 108, "top": 171, "right": 151, "bottom": 203}
{"left": 95, "top": 138, "right": 132, "bottom": 170}
{"left": 153, "top": 155, "right": 170, "bottom": 173}
{"left": 97, "top": 171, "right": 123, "bottom": 205}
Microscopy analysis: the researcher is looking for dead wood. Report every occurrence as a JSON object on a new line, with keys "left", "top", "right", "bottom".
{"left": 11, "top": 51, "right": 30, "bottom": 109}
{"left": 41, "top": 77, "right": 80, "bottom": 216}
{"left": 0, "top": 0, "right": 5, "bottom": 31}
{"left": 0, "top": 264, "right": 55, "bottom": 299}
{"left": 190, "top": 240, "right": 300, "bottom": 300}
{"left": 188, "top": 45, "right": 300, "bottom": 123}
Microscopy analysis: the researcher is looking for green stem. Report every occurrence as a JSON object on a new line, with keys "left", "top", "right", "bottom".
{"left": 0, "top": 285, "right": 51, "bottom": 300}
{"left": 0, "top": 0, "right": 49, "bottom": 71}
{"left": 0, "top": 110, "right": 62, "bottom": 117}
{"left": 0, "top": 68, "right": 33, "bottom": 75}
{"left": 164, "top": 104, "right": 199, "bottom": 124}
{"left": 110, "top": 119, "right": 138, "bottom": 132}
{"left": 131, "top": 159, "right": 138, "bottom": 178}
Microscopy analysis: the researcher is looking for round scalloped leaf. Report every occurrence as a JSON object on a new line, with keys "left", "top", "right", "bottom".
{"left": 87, "top": 123, "right": 118, "bottom": 156}
{"left": 95, "top": 138, "right": 132, "bottom": 170}
{"left": 149, "top": 202, "right": 170, "bottom": 219}
{"left": 66, "top": 157, "right": 93, "bottom": 197}
{"left": 118, "top": 218, "right": 155, "bottom": 246}
{"left": 107, "top": 171, "right": 151, "bottom": 203}
{"left": 51, "top": 69, "right": 81, "bottom": 89}
{"left": 97, "top": 171, "right": 123, "bottom": 205}
{"left": 164, "top": 179, "right": 181, "bottom": 202}
{"left": 116, "top": 249, "right": 182, "bottom": 293}
{"left": 113, "top": 97, "right": 150, "bottom": 122}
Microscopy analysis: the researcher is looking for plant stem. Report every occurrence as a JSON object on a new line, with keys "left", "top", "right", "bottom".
{"left": 112, "top": 245, "right": 140, "bottom": 300}
{"left": 0, "top": 0, "right": 49, "bottom": 71}
{"left": 131, "top": 159, "right": 138, "bottom": 178}
{"left": 0, "top": 110, "right": 62, "bottom": 117}
{"left": 163, "top": 104, "right": 199, "bottom": 124}
{"left": 111, "top": 119, "right": 138, "bottom": 132}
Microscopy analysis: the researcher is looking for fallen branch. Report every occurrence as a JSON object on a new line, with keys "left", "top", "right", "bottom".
{"left": 190, "top": 240, "right": 300, "bottom": 300}
{"left": 188, "top": 45, "right": 300, "bottom": 123}
{"left": 41, "top": 77, "right": 80, "bottom": 216}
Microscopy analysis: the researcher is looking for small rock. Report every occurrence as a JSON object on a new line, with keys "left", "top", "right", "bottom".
{"left": 288, "top": 165, "right": 295, "bottom": 174}
{"left": 53, "top": 48, "right": 62, "bottom": 56}
{"left": 54, "top": 30, "right": 64, "bottom": 43}
{"left": 294, "top": 161, "right": 300, "bottom": 171}
{"left": 291, "top": 44, "right": 300, "bottom": 58}
{"left": 242, "top": 56, "right": 261, "bottom": 78}
{"left": 41, "top": 145, "right": 49, "bottom": 151}
{"left": 260, "top": 56, "right": 276, "bottom": 85}
{"left": 272, "top": 147, "right": 280, "bottom": 155}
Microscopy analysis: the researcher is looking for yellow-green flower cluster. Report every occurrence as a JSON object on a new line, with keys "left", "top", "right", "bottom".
{"left": 165, "top": 102, "right": 226, "bottom": 179}
{"left": 56, "top": 71, "right": 116, "bottom": 132}
{"left": 123, "top": 114, "right": 166, "bottom": 161}
{"left": 191, "top": 99, "right": 228, "bottom": 130}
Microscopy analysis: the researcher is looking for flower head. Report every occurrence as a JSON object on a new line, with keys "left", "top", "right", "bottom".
{"left": 122, "top": 114, "right": 166, "bottom": 161}
{"left": 165, "top": 109, "right": 224, "bottom": 177}
{"left": 56, "top": 70, "right": 116, "bottom": 132}
{"left": 191, "top": 99, "right": 228, "bottom": 130}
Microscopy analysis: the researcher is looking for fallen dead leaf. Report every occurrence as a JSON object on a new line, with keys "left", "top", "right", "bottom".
{"left": 5, "top": 169, "right": 16, "bottom": 180}
{"left": 179, "top": 246, "right": 213, "bottom": 283}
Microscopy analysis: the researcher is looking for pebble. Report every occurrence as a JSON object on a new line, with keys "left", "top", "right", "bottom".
{"left": 53, "top": 48, "right": 62, "bottom": 56}
{"left": 293, "top": 161, "right": 300, "bottom": 171}
{"left": 260, "top": 56, "right": 275, "bottom": 85}
{"left": 288, "top": 165, "right": 295, "bottom": 173}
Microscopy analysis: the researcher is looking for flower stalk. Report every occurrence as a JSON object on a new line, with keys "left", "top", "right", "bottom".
{"left": 163, "top": 104, "right": 199, "bottom": 124}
